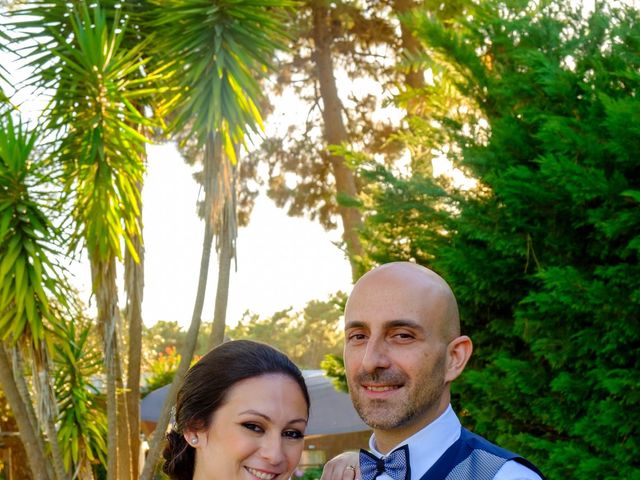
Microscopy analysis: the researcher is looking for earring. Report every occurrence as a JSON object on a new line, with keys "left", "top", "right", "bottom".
{"left": 190, "top": 437, "right": 198, "bottom": 445}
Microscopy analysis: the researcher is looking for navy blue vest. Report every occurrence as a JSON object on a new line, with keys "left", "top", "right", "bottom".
{"left": 417, "top": 428, "right": 545, "bottom": 480}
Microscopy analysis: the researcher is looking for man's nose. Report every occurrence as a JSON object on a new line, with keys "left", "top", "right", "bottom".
{"left": 361, "top": 336, "right": 391, "bottom": 372}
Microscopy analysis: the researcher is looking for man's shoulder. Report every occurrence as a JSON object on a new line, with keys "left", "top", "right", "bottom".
{"left": 494, "top": 459, "right": 544, "bottom": 480}
{"left": 460, "top": 429, "right": 545, "bottom": 480}
{"left": 460, "top": 428, "right": 518, "bottom": 459}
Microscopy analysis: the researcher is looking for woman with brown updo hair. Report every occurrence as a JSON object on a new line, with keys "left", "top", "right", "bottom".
{"left": 162, "top": 340, "right": 310, "bottom": 480}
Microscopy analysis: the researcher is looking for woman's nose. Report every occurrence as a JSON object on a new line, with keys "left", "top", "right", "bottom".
{"left": 260, "top": 434, "right": 286, "bottom": 465}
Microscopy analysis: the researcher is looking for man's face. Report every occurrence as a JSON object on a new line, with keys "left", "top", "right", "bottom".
{"left": 344, "top": 267, "right": 452, "bottom": 441}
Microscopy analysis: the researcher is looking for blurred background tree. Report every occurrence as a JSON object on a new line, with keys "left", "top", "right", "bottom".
{"left": 351, "top": 1, "right": 640, "bottom": 478}
{"left": 227, "top": 292, "right": 346, "bottom": 369}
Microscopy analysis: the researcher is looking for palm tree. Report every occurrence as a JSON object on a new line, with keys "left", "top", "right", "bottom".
{"left": 138, "top": 1, "right": 294, "bottom": 476}
{"left": 12, "top": 2, "right": 161, "bottom": 478}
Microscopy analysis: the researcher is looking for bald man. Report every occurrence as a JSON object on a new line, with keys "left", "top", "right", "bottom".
{"left": 322, "top": 262, "right": 544, "bottom": 480}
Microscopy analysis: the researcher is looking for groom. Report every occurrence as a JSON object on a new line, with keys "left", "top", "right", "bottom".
{"left": 322, "top": 262, "right": 544, "bottom": 480}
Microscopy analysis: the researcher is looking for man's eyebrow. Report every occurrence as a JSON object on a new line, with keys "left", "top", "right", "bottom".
{"left": 385, "top": 319, "right": 424, "bottom": 330}
{"left": 344, "top": 320, "right": 367, "bottom": 330}
{"left": 344, "top": 319, "right": 425, "bottom": 331}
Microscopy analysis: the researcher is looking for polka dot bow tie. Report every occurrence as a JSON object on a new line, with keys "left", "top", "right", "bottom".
{"left": 359, "top": 444, "right": 410, "bottom": 480}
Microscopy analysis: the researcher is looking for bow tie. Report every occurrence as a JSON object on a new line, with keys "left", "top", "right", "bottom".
{"left": 359, "top": 444, "right": 410, "bottom": 480}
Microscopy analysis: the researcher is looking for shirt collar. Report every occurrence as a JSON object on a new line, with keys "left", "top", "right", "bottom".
{"left": 367, "top": 405, "right": 461, "bottom": 479}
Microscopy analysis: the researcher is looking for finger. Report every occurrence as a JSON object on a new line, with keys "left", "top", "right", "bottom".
{"left": 342, "top": 465, "right": 358, "bottom": 480}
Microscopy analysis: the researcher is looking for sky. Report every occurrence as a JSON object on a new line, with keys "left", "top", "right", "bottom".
{"left": 66, "top": 142, "right": 354, "bottom": 329}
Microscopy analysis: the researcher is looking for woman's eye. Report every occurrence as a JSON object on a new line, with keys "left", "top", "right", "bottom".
{"left": 242, "top": 423, "right": 264, "bottom": 433}
{"left": 282, "top": 429, "right": 304, "bottom": 440}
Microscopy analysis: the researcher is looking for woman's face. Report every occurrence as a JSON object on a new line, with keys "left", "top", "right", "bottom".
{"left": 186, "top": 373, "right": 308, "bottom": 480}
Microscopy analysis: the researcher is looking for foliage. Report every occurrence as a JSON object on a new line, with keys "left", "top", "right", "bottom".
{"left": 249, "top": 1, "right": 399, "bottom": 229}
{"left": 250, "top": 0, "right": 467, "bottom": 228}
{"left": 53, "top": 314, "right": 107, "bottom": 473}
{"left": 146, "top": 0, "right": 295, "bottom": 160}
{"left": 141, "top": 345, "right": 204, "bottom": 398}
{"left": 0, "top": 25, "right": 10, "bottom": 106}
{"left": 12, "top": 0, "right": 156, "bottom": 262}
{"left": 320, "top": 353, "right": 347, "bottom": 393}
{"left": 227, "top": 292, "right": 346, "bottom": 369}
{"left": 358, "top": 1, "right": 640, "bottom": 478}
{"left": 294, "top": 466, "right": 323, "bottom": 480}
{"left": 141, "top": 346, "right": 182, "bottom": 398}
{"left": 0, "top": 110, "right": 68, "bottom": 349}
{"left": 143, "top": 320, "right": 189, "bottom": 359}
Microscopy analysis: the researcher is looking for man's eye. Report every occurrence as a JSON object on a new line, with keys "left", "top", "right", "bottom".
{"left": 393, "top": 332, "right": 414, "bottom": 340}
{"left": 242, "top": 423, "right": 264, "bottom": 433}
{"left": 283, "top": 429, "right": 304, "bottom": 440}
{"left": 348, "top": 333, "right": 367, "bottom": 341}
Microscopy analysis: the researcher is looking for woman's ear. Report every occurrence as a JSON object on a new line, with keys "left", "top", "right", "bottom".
{"left": 183, "top": 430, "right": 201, "bottom": 448}
{"left": 444, "top": 335, "right": 473, "bottom": 383}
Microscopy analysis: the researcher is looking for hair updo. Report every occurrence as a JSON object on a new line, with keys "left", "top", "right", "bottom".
{"left": 161, "top": 340, "right": 310, "bottom": 480}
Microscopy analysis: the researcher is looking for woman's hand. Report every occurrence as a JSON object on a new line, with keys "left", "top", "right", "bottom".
{"left": 320, "top": 451, "right": 360, "bottom": 480}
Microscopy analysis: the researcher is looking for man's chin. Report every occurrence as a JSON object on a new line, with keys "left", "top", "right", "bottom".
{"left": 356, "top": 402, "right": 406, "bottom": 430}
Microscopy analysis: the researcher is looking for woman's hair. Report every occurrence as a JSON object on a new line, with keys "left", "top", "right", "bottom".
{"left": 161, "top": 340, "right": 310, "bottom": 480}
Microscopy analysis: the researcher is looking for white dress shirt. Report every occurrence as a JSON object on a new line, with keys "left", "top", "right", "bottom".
{"left": 366, "top": 405, "right": 543, "bottom": 480}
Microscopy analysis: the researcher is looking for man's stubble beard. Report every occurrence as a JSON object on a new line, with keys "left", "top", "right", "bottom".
{"left": 350, "top": 356, "right": 447, "bottom": 431}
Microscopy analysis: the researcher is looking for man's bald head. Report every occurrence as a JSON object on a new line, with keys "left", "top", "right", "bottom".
{"left": 346, "top": 262, "right": 460, "bottom": 342}
{"left": 343, "top": 262, "right": 471, "bottom": 447}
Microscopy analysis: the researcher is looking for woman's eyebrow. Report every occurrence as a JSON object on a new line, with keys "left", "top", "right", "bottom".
{"left": 239, "top": 410, "right": 308, "bottom": 425}
{"left": 239, "top": 410, "right": 270, "bottom": 420}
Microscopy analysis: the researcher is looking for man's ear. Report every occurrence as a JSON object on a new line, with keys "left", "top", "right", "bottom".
{"left": 444, "top": 335, "right": 473, "bottom": 383}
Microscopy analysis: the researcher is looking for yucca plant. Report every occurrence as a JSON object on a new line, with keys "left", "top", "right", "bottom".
{"left": 0, "top": 109, "right": 69, "bottom": 480}
{"left": 13, "top": 2, "right": 160, "bottom": 478}
{"left": 0, "top": 23, "right": 10, "bottom": 105}
{"left": 53, "top": 314, "right": 107, "bottom": 480}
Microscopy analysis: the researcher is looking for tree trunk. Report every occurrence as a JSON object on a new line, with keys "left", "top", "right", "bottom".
{"left": 115, "top": 341, "right": 132, "bottom": 480}
{"left": 77, "top": 458, "right": 96, "bottom": 480}
{"left": 44, "top": 412, "right": 65, "bottom": 480}
{"left": 140, "top": 135, "right": 221, "bottom": 480}
{"left": 208, "top": 209, "right": 233, "bottom": 348}
{"left": 9, "top": 347, "right": 56, "bottom": 480}
{"left": 311, "top": 0, "right": 365, "bottom": 281}
{"left": 10, "top": 347, "right": 41, "bottom": 457}
{"left": 0, "top": 345, "right": 53, "bottom": 480}
{"left": 125, "top": 204, "right": 145, "bottom": 480}
{"left": 91, "top": 256, "right": 132, "bottom": 480}
{"left": 27, "top": 347, "right": 66, "bottom": 480}
{"left": 208, "top": 160, "right": 237, "bottom": 349}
